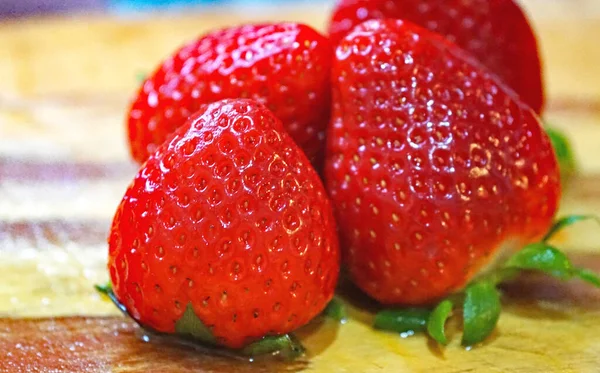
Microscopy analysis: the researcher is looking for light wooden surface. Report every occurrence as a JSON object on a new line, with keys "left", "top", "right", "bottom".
{"left": 1, "top": 1, "right": 600, "bottom": 372}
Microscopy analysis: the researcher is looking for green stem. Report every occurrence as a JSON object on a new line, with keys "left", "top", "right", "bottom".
{"left": 543, "top": 215, "right": 600, "bottom": 242}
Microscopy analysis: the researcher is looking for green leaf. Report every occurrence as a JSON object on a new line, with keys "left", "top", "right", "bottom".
{"left": 94, "top": 282, "right": 127, "bottom": 314}
{"left": 136, "top": 71, "right": 147, "bottom": 83}
{"left": 240, "top": 334, "right": 305, "bottom": 360}
{"left": 504, "top": 242, "right": 600, "bottom": 288}
{"left": 462, "top": 281, "right": 501, "bottom": 347}
{"left": 504, "top": 242, "right": 572, "bottom": 278}
{"left": 323, "top": 297, "right": 348, "bottom": 323}
{"left": 573, "top": 268, "right": 600, "bottom": 287}
{"left": 373, "top": 308, "right": 430, "bottom": 334}
{"left": 174, "top": 303, "right": 217, "bottom": 345}
{"left": 94, "top": 282, "right": 112, "bottom": 295}
{"left": 543, "top": 215, "right": 600, "bottom": 242}
{"left": 488, "top": 268, "right": 520, "bottom": 286}
{"left": 545, "top": 126, "right": 576, "bottom": 182}
{"left": 426, "top": 300, "right": 454, "bottom": 345}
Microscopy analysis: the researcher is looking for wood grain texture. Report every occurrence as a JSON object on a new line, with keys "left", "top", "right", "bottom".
{"left": 0, "top": 316, "right": 309, "bottom": 373}
{"left": 1, "top": 0, "right": 600, "bottom": 372}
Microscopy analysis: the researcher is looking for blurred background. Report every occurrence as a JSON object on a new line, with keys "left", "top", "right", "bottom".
{"left": 0, "top": 0, "right": 328, "bottom": 18}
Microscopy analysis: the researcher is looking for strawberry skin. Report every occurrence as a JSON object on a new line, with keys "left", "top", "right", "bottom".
{"left": 328, "top": 0, "right": 544, "bottom": 114}
{"left": 325, "top": 20, "right": 560, "bottom": 305}
{"left": 110, "top": 99, "right": 340, "bottom": 348}
{"left": 128, "top": 23, "right": 332, "bottom": 165}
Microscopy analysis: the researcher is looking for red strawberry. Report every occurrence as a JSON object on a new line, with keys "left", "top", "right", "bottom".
{"left": 128, "top": 23, "right": 332, "bottom": 166}
{"left": 110, "top": 99, "right": 340, "bottom": 348}
{"left": 328, "top": 0, "right": 544, "bottom": 114}
{"left": 325, "top": 20, "right": 560, "bottom": 305}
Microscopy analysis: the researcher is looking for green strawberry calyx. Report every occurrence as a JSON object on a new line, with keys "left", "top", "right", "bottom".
{"left": 545, "top": 125, "right": 577, "bottom": 183}
{"left": 94, "top": 282, "right": 127, "bottom": 314}
{"left": 135, "top": 71, "right": 147, "bottom": 83}
{"left": 426, "top": 299, "right": 454, "bottom": 345}
{"left": 241, "top": 334, "right": 305, "bottom": 361}
{"left": 373, "top": 215, "right": 600, "bottom": 347}
{"left": 323, "top": 297, "right": 348, "bottom": 323}
{"left": 374, "top": 308, "right": 430, "bottom": 336}
{"left": 94, "top": 284, "right": 305, "bottom": 360}
{"left": 174, "top": 304, "right": 217, "bottom": 346}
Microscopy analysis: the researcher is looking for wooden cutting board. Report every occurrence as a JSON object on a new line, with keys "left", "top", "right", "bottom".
{"left": 2, "top": 1, "right": 600, "bottom": 372}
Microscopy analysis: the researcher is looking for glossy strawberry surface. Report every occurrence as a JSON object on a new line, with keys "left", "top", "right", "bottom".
{"left": 110, "top": 99, "right": 340, "bottom": 348}
{"left": 328, "top": 0, "right": 544, "bottom": 114}
{"left": 128, "top": 23, "right": 332, "bottom": 165}
{"left": 326, "top": 20, "right": 560, "bottom": 305}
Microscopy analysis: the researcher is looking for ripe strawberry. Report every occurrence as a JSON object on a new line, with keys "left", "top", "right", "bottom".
{"left": 110, "top": 99, "right": 340, "bottom": 349}
{"left": 325, "top": 19, "right": 560, "bottom": 305}
{"left": 127, "top": 23, "right": 332, "bottom": 165}
{"left": 328, "top": 0, "right": 544, "bottom": 114}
